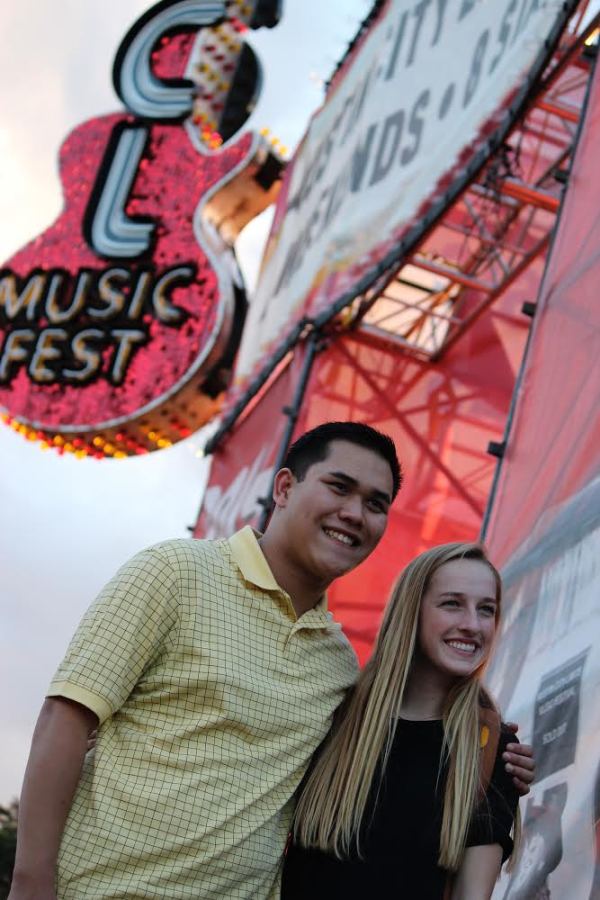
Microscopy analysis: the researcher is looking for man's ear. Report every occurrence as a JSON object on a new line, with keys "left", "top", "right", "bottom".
{"left": 272, "top": 468, "right": 295, "bottom": 508}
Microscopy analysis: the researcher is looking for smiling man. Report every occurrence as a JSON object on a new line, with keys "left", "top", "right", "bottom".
{"left": 259, "top": 428, "right": 397, "bottom": 617}
{"left": 9, "top": 422, "right": 533, "bottom": 900}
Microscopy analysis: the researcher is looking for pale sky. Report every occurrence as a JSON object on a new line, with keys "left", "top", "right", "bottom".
{"left": 0, "top": 0, "right": 373, "bottom": 801}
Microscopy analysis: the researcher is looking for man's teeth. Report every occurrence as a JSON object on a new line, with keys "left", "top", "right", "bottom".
{"left": 447, "top": 641, "right": 477, "bottom": 653}
{"left": 324, "top": 528, "right": 355, "bottom": 546}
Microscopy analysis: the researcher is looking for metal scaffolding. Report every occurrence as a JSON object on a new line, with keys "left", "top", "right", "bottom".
{"left": 351, "top": 12, "right": 599, "bottom": 361}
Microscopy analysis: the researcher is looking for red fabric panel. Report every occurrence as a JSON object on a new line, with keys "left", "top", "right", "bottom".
{"left": 292, "top": 293, "right": 530, "bottom": 663}
{"left": 194, "top": 213, "right": 547, "bottom": 666}
{"left": 485, "top": 62, "right": 600, "bottom": 567}
{"left": 194, "top": 348, "right": 307, "bottom": 539}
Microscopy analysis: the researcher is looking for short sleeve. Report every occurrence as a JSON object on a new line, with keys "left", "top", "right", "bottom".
{"left": 47, "top": 545, "right": 180, "bottom": 724}
{"left": 467, "top": 726, "right": 520, "bottom": 862}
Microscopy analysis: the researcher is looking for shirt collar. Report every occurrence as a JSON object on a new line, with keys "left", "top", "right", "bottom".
{"left": 228, "top": 526, "right": 329, "bottom": 615}
{"left": 228, "top": 526, "right": 281, "bottom": 592}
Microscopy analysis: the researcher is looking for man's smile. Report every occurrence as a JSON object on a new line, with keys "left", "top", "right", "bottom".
{"left": 322, "top": 527, "right": 360, "bottom": 547}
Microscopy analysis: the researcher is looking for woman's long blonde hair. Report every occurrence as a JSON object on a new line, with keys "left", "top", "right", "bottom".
{"left": 294, "top": 542, "right": 510, "bottom": 871}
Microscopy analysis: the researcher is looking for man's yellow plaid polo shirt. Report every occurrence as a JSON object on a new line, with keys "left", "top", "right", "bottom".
{"left": 48, "top": 527, "right": 358, "bottom": 899}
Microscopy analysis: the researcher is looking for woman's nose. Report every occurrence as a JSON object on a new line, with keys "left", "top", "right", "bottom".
{"left": 458, "top": 606, "right": 480, "bottom": 632}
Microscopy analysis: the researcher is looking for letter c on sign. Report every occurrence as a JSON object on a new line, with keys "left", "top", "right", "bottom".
{"left": 113, "top": 0, "right": 226, "bottom": 120}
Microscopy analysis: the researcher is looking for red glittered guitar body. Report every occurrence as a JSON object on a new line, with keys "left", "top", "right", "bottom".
{"left": 0, "top": 111, "right": 256, "bottom": 454}
{"left": 0, "top": 3, "right": 284, "bottom": 457}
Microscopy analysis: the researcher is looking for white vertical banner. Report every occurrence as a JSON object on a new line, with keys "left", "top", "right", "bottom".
{"left": 486, "top": 480, "right": 600, "bottom": 899}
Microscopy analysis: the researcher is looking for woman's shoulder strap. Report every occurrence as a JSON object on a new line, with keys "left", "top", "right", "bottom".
{"left": 442, "top": 706, "right": 503, "bottom": 900}
{"left": 479, "top": 705, "right": 502, "bottom": 800}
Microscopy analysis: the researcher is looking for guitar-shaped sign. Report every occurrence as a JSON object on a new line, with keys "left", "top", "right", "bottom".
{"left": 0, "top": 0, "right": 283, "bottom": 457}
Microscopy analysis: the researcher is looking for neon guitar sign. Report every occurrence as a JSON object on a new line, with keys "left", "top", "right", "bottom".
{"left": 0, "top": 0, "right": 282, "bottom": 458}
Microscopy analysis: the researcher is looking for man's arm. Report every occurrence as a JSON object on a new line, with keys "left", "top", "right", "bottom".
{"left": 450, "top": 844, "right": 503, "bottom": 900}
{"left": 503, "top": 723, "right": 535, "bottom": 794}
{"left": 9, "top": 697, "right": 98, "bottom": 900}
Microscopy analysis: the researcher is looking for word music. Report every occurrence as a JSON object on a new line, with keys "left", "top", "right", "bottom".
{"left": 0, "top": 265, "right": 193, "bottom": 384}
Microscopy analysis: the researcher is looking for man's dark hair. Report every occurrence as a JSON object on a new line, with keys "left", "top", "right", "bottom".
{"left": 283, "top": 421, "right": 402, "bottom": 499}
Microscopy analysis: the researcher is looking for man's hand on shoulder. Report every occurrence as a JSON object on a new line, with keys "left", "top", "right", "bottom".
{"left": 503, "top": 721, "right": 535, "bottom": 796}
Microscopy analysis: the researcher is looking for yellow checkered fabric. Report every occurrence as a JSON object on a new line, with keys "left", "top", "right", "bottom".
{"left": 48, "top": 527, "right": 357, "bottom": 899}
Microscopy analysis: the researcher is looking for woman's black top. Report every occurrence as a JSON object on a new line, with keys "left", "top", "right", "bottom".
{"left": 282, "top": 718, "right": 519, "bottom": 900}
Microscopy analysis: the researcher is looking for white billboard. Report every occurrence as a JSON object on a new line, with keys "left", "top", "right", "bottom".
{"left": 235, "top": 0, "right": 569, "bottom": 382}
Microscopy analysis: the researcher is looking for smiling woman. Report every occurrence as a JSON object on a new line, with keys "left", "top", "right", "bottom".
{"left": 413, "top": 557, "right": 499, "bottom": 688}
{"left": 284, "top": 543, "right": 521, "bottom": 900}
